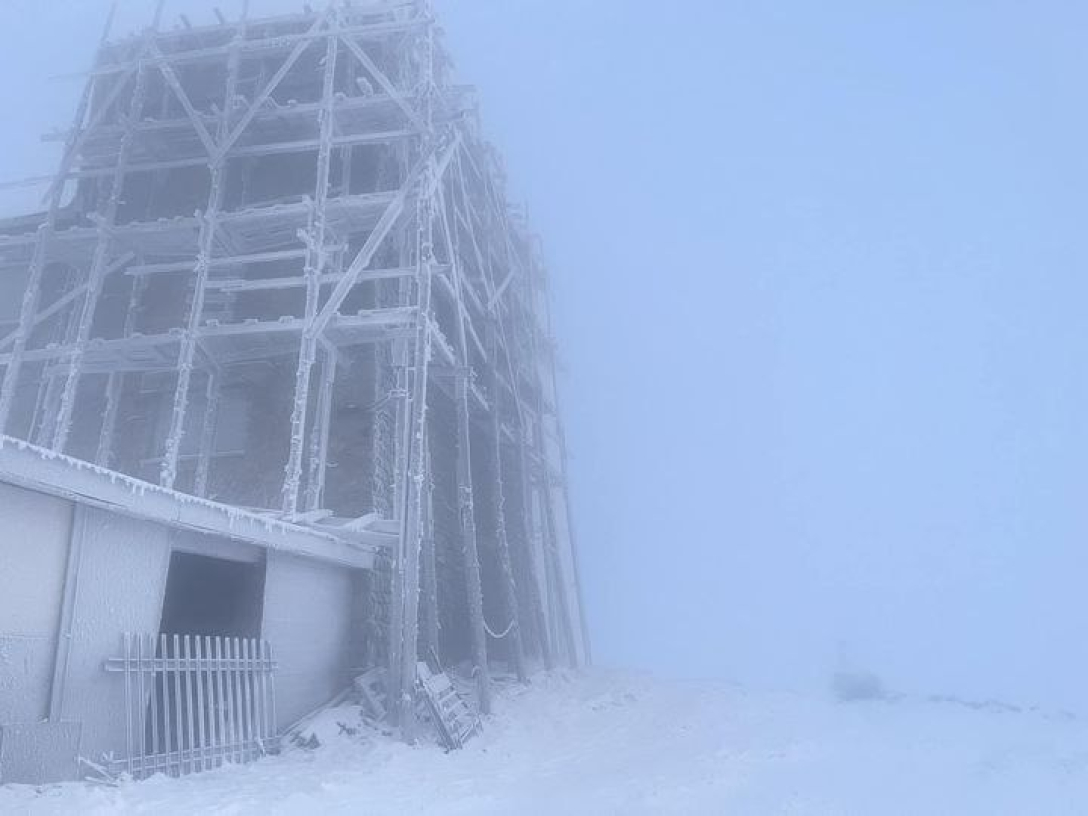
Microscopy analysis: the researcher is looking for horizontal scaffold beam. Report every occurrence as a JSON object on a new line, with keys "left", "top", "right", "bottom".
{"left": 0, "top": 308, "right": 419, "bottom": 370}
{"left": 0, "top": 190, "right": 403, "bottom": 263}
{"left": 48, "top": 127, "right": 419, "bottom": 183}
{"left": 76, "top": 19, "right": 430, "bottom": 80}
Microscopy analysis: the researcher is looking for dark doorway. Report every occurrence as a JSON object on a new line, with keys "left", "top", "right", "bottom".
{"left": 159, "top": 551, "right": 265, "bottom": 638}
{"left": 147, "top": 552, "right": 267, "bottom": 762}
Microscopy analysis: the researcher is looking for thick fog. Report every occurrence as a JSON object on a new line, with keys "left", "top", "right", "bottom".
{"left": 3, "top": 0, "right": 1087, "bottom": 713}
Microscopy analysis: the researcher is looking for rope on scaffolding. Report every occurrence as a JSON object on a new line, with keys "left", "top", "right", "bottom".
{"left": 483, "top": 617, "right": 516, "bottom": 640}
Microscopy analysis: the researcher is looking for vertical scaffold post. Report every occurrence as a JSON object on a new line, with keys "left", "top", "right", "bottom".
{"left": 304, "top": 341, "right": 338, "bottom": 511}
{"left": 193, "top": 369, "right": 221, "bottom": 497}
{"left": 419, "top": 429, "right": 440, "bottom": 658}
{"left": 522, "top": 261, "right": 580, "bottom": 667}
{"left": 283, "top": 25, "right": 338, "bottom": 515}
{"left": 33, "top": 264, "right": 83, "bottom": 448}
{"left": 50, "top": 40, "right": 152, "bottom": 453}
{"left": 468, "top": 151, "right": 558, "bottom": 669}
{"left": 394, "top": 166, "right": 435, "bottom": 739}
{"left": 160, "top": 2, "right": 250, "bottom": 490}
{"left": 385, "top": 237, "right": 411, "bottom": 737}
{"left": 495, "top": 269, "right": 555, "bottom": 670}
{"left": 97, "top": 272, "right": 147, "bottom": 466}
{"left": 437, "top": 186, "right": 491, "bottom": 714}
{"left": 0, "top": 12, "right": 116, "bottom": 435}
{"left": 448, "top": 149, "right": 541, "bottom": 674}
{"left": 393, "top": 7, "right": 437, "bottom": 739}
{"left": 487, "top": 332, "right": 528, "bottom": 682}
{"left": 536, "top": 258, "right": 591, "bottom": 665}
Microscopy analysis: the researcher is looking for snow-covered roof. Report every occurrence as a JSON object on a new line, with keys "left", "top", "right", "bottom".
{"left": 0, "top": 435, "right": 377, "bottom": 570}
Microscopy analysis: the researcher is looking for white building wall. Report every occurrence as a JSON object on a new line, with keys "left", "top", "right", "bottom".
{"left": 57, "top": 508, "right": 172, "bottom": 763}
{"left": 262, "top": 551, "right": 356, "bottom": 728}
{"left": 0, "top": 483, "right": 73, "bottom": 724}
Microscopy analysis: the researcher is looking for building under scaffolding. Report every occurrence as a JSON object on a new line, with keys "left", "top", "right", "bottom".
{"left": 0, "top": 0, "right": 587, "bottom": 774}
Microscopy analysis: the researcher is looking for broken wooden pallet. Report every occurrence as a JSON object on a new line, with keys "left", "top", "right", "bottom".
{"left": 416, "top": 662, "right": 480, "bottom": 750}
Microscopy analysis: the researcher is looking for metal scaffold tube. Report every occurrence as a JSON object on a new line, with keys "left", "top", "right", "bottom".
{"left": 436, "top": 184, "right": 492, "bottom": 713}
{"left": 419, "top": 429, "right": 440, "bottom": 659}
{"left": 393, "top": 171, "right": 435, "bottom": 739}
{"left": 303, "top": 342, "right": 338, "bottom": 511}
{"left": 282, "top": 25, "right": 339, "bottom": 515}
{"left": 487, "top": 334, "right": 529, "bottom": 683}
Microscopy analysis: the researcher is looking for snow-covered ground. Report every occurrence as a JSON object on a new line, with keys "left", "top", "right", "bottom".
{"left": 4, "top": 670, "right": 1088, "bottom": 815}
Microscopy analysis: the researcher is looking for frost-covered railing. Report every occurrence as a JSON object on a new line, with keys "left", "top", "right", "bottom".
{"left": 105, "top": 634, "right": 277, "bottom": 779}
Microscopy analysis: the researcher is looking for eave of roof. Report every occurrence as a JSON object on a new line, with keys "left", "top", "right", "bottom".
{"left": 0, "top": 435, "right": 376, "bottom": 570}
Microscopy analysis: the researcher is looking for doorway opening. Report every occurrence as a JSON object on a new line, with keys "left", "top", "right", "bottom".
{"left": 144, "top": 551, "right": 269, "bottom": 766}
{"left": 159, "top": 551, "right": 265, "bottom": 638}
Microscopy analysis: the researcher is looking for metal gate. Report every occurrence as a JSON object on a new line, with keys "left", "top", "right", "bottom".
{"left": 105, "top": 633, "right": 277, "bottom": 779}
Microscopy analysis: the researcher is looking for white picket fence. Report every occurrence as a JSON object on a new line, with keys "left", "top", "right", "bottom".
{"left": 105, "top": 633, "right": 277, "bottom": 779}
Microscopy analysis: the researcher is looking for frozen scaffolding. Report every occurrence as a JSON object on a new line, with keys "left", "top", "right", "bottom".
{"left": 0, "top": 0, "right": 588, "bottom": 739}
